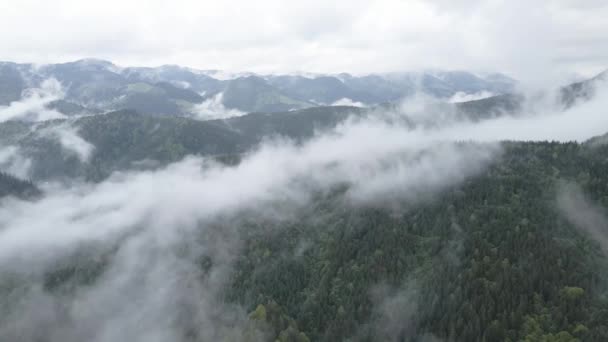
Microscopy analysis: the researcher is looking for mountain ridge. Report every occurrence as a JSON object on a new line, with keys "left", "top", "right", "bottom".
{"left": 0, "top": 59, "right": 518, "bottom": 116}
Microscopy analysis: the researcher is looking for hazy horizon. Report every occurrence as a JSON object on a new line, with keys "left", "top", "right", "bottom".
{"left": 2, "top": 1, "right": 607, "bottom": 84}
{"left": 1, "top": 2, "right": 608, "bottom": 341}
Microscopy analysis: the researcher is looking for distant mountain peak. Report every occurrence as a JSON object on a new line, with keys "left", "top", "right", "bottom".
{"left": 0, "top": 58, "right": 526, "bottom": 116}
{"left": 69, "top": 58, "right": 123, "bottom": 74}
{"left": 73, "top": 58, "right": 113, "bottom": 65}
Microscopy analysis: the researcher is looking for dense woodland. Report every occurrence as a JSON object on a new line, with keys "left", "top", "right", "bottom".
{"left": 4, "top": 138, "right": 606, "bottom": 342}
{"left": 0, "top": 172, "right": 39, "bottom": 199}
{"left": 1, "top": 75, "right": 607, "bottom": 341}
{"left": 216, "top": 140, "right": 608, "bottom": 341}
{"left": 0, "top": 68, "right": 600, "bottom": 183}
{"left": 0, "top": 107, "right": 365, "bottom": 182}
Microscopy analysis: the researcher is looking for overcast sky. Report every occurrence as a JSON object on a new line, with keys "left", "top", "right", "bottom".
{"left": 0, "top": 0, "right": 606, "bottom": 81}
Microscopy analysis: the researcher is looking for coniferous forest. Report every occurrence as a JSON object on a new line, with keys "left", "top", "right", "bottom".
{"left": 6, "top": 137, "right": 607, "bottom": 342}
{"left": 0, "top": 25, "right": 607, "bottom": 339}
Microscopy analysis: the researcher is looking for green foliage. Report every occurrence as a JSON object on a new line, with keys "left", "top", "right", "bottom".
{"left": 3, "top": 110, "right": 608, "bottom": 341}
{"left": 0, "top": 108, "right": 361, "bottom": 182}
{"left": 227, "top": 140, "right": 608, "bottom": 341}
{"left": 250, "top": 304, "right": 268, "bottom": 321}
{"left": 246, "top": 301, "right": 310, "bottom": 342}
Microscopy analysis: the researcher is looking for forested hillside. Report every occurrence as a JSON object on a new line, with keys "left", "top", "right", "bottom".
{"left": 0, "top": 106, "right": 362, "bottom": 182}
{"left": 2, "top": 1, "right": 608, "bottom": 341}
{"left": 0, "top": 59, "right": 517, "bottom": 116}
{"left": 5, "top": 138, "right": 607, "bottom": 342}
{"left": 225, "top": 139, "right": 608, "bottom": 341}
{"left": 2, "top": 89, "right": 608, "bottom": 341}
{"left": 0, "top": 57, "right": 605, "bottom": 342}
{"left": 0, "top": 172, "right": 39, "bottom": 199}
{"left": 0, "top": 92, "right": 583, "bottom": 184}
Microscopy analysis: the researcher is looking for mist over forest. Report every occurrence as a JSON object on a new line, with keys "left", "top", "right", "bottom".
{"left": 1, "top": 1, "right": 608, "bottom": 341}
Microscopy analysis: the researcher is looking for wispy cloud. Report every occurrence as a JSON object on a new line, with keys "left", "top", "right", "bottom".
{"left": 0, "top": 146, "right": 32, "bottom": 179}
{"left": 0, "top": 109, "right": 502, "bottom": 340}
{"left": 0, "top": 78, "right": 66, "bottom": 123}
{"left": 448, "top": 90, "right": 494, "bottom": 103}
{"left": 331, "top": 98, "right": 366, "bottom": 107}
{"left": 191, "top": 92, "right": 246, "bottom": 120}
{"left": 39, "top": 124, "right": 95, "bottom": 162}
{"left": 557, "top": 182, "right": 608, "bottom": 255}
{"left": 0, "top": 75, "right": 607, "bottom": 340}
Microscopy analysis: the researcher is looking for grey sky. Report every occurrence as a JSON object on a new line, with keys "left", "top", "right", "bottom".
{"left": 0, "top": 0, "right": 606, "bottom": 81}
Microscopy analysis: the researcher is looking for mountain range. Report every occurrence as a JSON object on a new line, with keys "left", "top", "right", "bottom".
{"left": 1, "top": 59, "right": 608, "bottom": 341}
{"left": 0, "top": 59, "right": 517, "bottom": 117}
{"left": 0, "top": 58, "right": 605, "bottom": 187}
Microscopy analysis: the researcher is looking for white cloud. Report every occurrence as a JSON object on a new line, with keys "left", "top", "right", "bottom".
{"left": 191, "top": 92, "right": 246, "bottom": 120}
{"left": 448, "top": 90, "right": 494, "bottom": 103}
{"left": 0, "top": 1, "right": 606, "bottom": 82}
{"left": 0, "top": 78, "right": 66, "bottom": 123}
{"left": 353, "top": 283, "right": 441, "bottom": 341}
{"left": 443, "top": 81, "right": 608, "bottom": 141}
{"left": 385, "top": 79, "right": 608, "bottom": 142}
{"left": 0, "top": 74, "right": 607, "bottom": 340}
{"left": 0, "top": 112, "right": 499, "bottom": 340}
{"left": 0, "top": 146, "right": 32, "bottom": 178}
{"left": 557, "top": 182, "right": 608, "bottom": 255}
{"left": 40, "top": 124, "right": 95, "bottom": 162}
{"left": 331, "top": 98, "right": 366, "bottom": 107}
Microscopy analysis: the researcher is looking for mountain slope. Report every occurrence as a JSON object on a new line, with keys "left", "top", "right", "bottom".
{"left": 0, "top": 172, "right": 40, "bottom": 199}
{"left": 455, "top": 93, "right": 524, "bottom": 120}
{"left": 0, "top": 105, "right": 367, "bottom": 182}
{"left": 0, "top": 72, "right": 603, "bottom": 184}
{"left": 0, "top": 59, "right": 518, "bottom": 116}
{"left": 560, "top": 70, "right": 607, "bottom": 109}
{"left": 0, "top": 62, "right": 26, "bottom": 105}
{"left": 222, "top": 76, "right": 313, "bottom": 112}
{"left": 266, "top": 75, "right": 358, "bottom": 104}
{"left": 3, "top": 138, "right": 608, "bottom": 341}
{"left": 122, "top": 64, "right": 224, "bottom": 95}
{"left": 222, "top": 106, "right": 364, "bottom": 142}
{"left": 227, "top": 139, "right": 608, "bottom": 341}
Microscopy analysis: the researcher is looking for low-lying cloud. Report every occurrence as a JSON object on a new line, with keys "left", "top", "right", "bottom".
{"left": 191, "top": 92, "right": 247, "bottom": 120}
{"left": 1, "top": 76, "right": 608, "bottom": 341}
{"left": 331, "top": 97, "right": 366, "bottom": 107}
{"left": 40, "top": 124, "right": 95, "bottom": 162}
{"left": 0, "top": 78, "right": 66, "bottom": 123}
{"left": 0, "top": 146, "right": 32, "bottom": 179}
{"left": 448, "top": 90, "right": 494, "bottom": 103}
{"left": 557, "top": 182, "right": 608, "bottom": 255}
{"left": 0, "top": 109, "right": 502, "bottom": 340}
{"left": 391, "top": 78, "right": 608, "bottom": 142}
